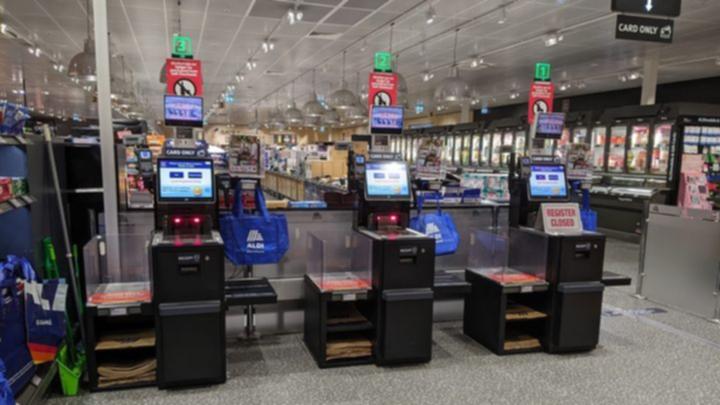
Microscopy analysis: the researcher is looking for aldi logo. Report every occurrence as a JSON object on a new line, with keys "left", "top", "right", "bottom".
{"left": 425, "top": 223, "right": 444, "bottom": 242}
{"left": 247, "top": 230, "right": 265, "bottom": 252}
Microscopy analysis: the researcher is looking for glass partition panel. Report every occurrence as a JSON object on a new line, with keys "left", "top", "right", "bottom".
{"left": 608, "top": 126, "right": 627, "bottom": 173}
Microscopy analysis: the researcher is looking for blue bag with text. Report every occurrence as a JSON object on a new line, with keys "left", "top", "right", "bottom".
{"left": 220, "top": 186, "right": 289, "bottom": 265}
{"left": 410, "top": 195, "right": 460, "bottom": 256}
{"left": 0, "top": 258, "right": 36, "bottom": 396}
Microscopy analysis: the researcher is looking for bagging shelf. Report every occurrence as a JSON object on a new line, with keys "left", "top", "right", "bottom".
{"left": 225, "top": 277, "right": 278, "bottom": 307}
{"left": 464, "top": 268, "right": 548, "bottom": 355}
{"left": 303, "top": 275, "right": 376, "bottom": 368}
{"left": 95, "top": 329, "right": 155, "bottom": 351}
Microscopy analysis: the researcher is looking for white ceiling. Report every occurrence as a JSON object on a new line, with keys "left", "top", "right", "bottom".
{"left": 2, "top": 0, "right": 720, "bottom": 125}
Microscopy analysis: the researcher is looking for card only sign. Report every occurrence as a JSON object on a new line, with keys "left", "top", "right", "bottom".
{"left": 616, "top": 15, "right": 674, "bottom": 44}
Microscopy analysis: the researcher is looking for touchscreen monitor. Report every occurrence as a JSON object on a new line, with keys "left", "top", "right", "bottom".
{"left": 528, "top": 164, "right": 568, "bottom": 200}
{"left": 164, "top": 95, "right": 203, "bottom": 127}
{"left": 364, "top": 161, "right": 411, "bottom": 201}
{"left": 157, "top": 159, "right": 215, "bottom": 202}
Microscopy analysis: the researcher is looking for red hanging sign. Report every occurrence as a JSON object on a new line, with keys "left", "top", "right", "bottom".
{"left": 166, "top": 58, "right": 203, "bottom": 96}
{"left": 368, "top": 72, "right": 398, "bottom": 110}
{"left": 528, "top": 81, "right": 554, "bottom": 125}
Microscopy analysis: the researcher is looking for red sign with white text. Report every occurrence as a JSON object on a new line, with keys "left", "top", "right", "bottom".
{"left": 528, "top": 81, "right": 554, "bottom": 125}
{"left": 540, "top": 203, "right": 583, "bottom": 234}
{"left": 166, "top": 58, "right": 203, "bottom": 96}
{"left": 368, "top": 72, "right": 398, "bottom": 110}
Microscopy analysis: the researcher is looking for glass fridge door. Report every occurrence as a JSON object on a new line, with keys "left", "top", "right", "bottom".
{"left": 412, "top": 138, "right": 419, "bottom": 163}
{"left": 481, "top": 133, "right": 491, "bottom": 166}
{"left": 573, "top": 127, "right": 588, "bottom": 144}
{"left": 651, "top": 123, "right": 672, "bottom": 175}
{"left": 461, "top": 134, "right": 472, "bottom": 166}
{"left": 515, "top": 131, "right": 527, "bottom": 155}
{"left": 591, "top": 126, "right": 607, "bottom": 171}
{"left": 627, "top": 124, "right": 650, "bottom": 174}
{"left": 608, "top": 126, "right": 627, "bottom": 173}
{"left": 445, "top": 135, "right": 455, "bottom": 165}
{"left": 491, "top": 132, "right": 502, "bottom": 167}
{"left": 471, "top": 134, "right": 481, "bottom": 166}
{"left": 500, "top": 131, "right": 513, "bottom": 167}
{"left": 453, "top": 135, "right": 462, "bottom": 164}
{"left": 391, "top": 137, "right": 397, "bottom": 154}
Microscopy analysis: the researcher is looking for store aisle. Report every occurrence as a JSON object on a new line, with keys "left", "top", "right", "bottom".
{"left": 48, "top": 240, "right": 720, "bottom": 405}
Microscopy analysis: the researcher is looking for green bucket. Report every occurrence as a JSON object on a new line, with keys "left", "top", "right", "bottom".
{"left": 56, "top": 345, "right": 86, "bottom": 396}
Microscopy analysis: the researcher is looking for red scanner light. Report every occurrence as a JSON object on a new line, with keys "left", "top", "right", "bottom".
{"left": 173, "top": 217, "right": 182, "bottom": 225}
{"left": 192, "top": 217, "right": 201, "bottom": 225}
{"left": 390, "top": 215, "right": 398, "bottom": 222}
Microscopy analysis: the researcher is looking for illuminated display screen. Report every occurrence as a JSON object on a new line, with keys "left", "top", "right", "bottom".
{"left": 528, "top": 164, "right": 568, "bottom": 199}
{"left": 157, "top": 159, "right": 214, "bottom": 202}
{"left": 164, "top": 95, "right": 203, "bottom": 127}
{"left": 371, "top": 106, "right": 404, "bottom": 134}
{"left": 365, "top": 161, "right": 411, "bottom": 200}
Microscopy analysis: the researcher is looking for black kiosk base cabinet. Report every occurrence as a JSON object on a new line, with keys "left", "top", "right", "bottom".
{"left": 150, "top": 233, "right": 226, "bottom": 388}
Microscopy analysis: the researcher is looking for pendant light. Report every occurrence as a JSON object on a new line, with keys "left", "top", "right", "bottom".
{"left": 434, "top": 29, "right": 469, "bottom": 106}
{"left": 160, "top": 0, "right": 183, "bottom": 84}
{"left": 285, "top": 81, "right": 304, "bottom": 126}
{"left": 68, "top": 0, "right": 96, "bottom": 82}
{"left": 248, "top": 109, "right": 261, "bottom": 131}
{"left": 343, "top": 72, "right": 368, "bottom": 124}
{"left": 270, "top": 94, "right": 287, "bottom": 130}
{"left": 322, "top": 109, "right": 340, "bottom": 127}
{"left": 327, "top": 51, "right": 358, "bottom": 110}
{"left": 303, "top": 69, "right": 325, "bottom": 118}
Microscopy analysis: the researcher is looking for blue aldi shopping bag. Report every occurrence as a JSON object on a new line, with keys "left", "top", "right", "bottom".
{"left": 24, "top": 279, "right": 67, "bottom": 364}
{"left": 0, "top": 259, "right": 35, "bottom": 396}
{"left": 410, "top": 195, "right": 460, "bottom": 256}
{"left": 220, "top": 185, "right": 289, "bottom": 265}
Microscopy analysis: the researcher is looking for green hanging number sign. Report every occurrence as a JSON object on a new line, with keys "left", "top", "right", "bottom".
{"left": 374, "top": 51, "right": 393, "bottom": 73}
{"left": 534, "top": 62, "right": 551, "bottom": 82}
{"left": 172, "top": 34, "right": 193, "bottom": 58}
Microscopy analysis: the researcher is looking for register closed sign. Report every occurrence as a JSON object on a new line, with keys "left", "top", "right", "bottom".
{"left": 540, "top": 203, "right": 583, "bottom": 235}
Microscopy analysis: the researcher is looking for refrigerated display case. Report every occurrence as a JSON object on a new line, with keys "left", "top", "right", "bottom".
{"left": 490, "top": 132, "right": 502, "bottom": 167}
{"left": 453, "top": 134, "right": 462, "bottom": 164}
{"left": 445, "top": 133, "right": 455, "bottom": 166}
{"left": 471, "top": 132, "right": 482, "bottom": 166}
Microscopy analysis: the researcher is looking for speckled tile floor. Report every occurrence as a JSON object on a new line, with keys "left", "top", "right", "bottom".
{"left": 48, "top": 239, "right": 720, "bottom": 405}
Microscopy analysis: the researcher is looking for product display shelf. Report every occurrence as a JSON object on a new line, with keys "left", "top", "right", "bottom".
{"left": 0, "top": 194, "right": 36, "bottom": 216}
{"left": 303, "top": 275, "right": 376, "bottom": 368}
{"left": 463, "top": 267, "right": 549, "bottom": 355}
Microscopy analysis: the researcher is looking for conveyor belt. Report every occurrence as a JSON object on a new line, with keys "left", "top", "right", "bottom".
{"left": 225, "top": 278, "right": 278, "bottom": 306}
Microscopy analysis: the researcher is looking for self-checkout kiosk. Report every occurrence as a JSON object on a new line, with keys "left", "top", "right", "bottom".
{"left": 149, "top": 95, "right": 226, "bottom": 388}
{"left": 506, "top": 112, "right": 606, "bottom": 353}
{"left": 349, "top": 106, "right": 435, "bottom": 364}
{"left": 354, "top": 156, "right": 436, "bottom": 365}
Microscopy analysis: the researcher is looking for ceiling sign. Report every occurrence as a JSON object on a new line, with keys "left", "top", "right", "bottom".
{"left": 611, "top": 0, "right": 681, "bottom": 17}
{"left": 368, "top": 72, "right": 398, "bottom": 111}
{"left": 534, "top": 62, "right": 552, "bottom": 82}
{"left": 615, "top": 15, "right": 674, "bottom": 43}
{"left": 374, "top": 51, "right": 393, "bottom": 72}
{"left": 528, "top": 81, "right": 554, "bottom": 126}
{"left": 166, "top": 58, "right": 203, "bottom": 96}
{"left": 172, "top": 35, "right": 193, "bottom": 58}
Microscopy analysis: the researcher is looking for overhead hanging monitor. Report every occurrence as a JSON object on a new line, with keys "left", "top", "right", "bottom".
{"left": 164, "top": 95, "right": 204, "bottom": 127}
{"left": 370, "top": 106, "right": 404, "bottom": 134}
{"left": 364, "top": 161, "right": 411, "bottom": 201}
{"left": 535, "top": 112, "right": 565, "bottom": 140}
{"left": 157, "top": 158, "right": 215, "bottom": 202}
{"left": 528, "top": 164, "right": 568, "bottom": 201}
